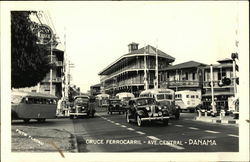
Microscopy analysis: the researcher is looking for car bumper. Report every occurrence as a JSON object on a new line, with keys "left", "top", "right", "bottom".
{"left": 69, "top": 112, "right": 88, "bottom": 116}
{"left": 141, "top": 116, "right": 169, "bottom": 121}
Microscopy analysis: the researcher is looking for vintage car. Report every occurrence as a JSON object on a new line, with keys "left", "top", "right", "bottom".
{"left": 126, "top": 97, "right": 170, "bottom": 126}
{"left": 107, "top": 99, "right": 126, "bottom": 115}
{"left": 69, "top": 95, "right": 95, "bottom": 119}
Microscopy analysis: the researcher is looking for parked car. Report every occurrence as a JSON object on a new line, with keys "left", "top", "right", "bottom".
{"left": 126, "top": 97, "right": 170, "bottom": 126}
{"left": 69, "top": 95, "right": 95, "bottom": 119}
{"left": 108, "top": 99, "right": 125, "bottom": 115}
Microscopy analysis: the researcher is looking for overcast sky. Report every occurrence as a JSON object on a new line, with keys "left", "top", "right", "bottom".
{"left": 3, "top": 1, "right": 248, "bottom": 92}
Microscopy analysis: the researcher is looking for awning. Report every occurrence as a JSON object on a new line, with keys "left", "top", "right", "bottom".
{"left": 202, "top": 92, "right": 234, "bottom": 97}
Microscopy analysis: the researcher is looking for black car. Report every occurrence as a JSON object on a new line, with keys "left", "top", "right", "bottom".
{"left": 126, "top": 97, "right": 170, "bottom": 126}
{"left": 69, "top": 95, "right": 95, "bottom": 119}
{"left": 108, "top": 99, "right": 125, "bottom": 115}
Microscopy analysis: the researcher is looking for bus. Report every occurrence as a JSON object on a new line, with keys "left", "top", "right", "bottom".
{"left": 139, "top": 88, "right": 180, "bottom": 119}
{"left": 96, "top": 93, "right": 110, "bottom": 107}
{"left": 115, "top": 92, "right": 135, "bottom": 107}
{"left": 11, "top": 91, "right": 58, "bottom": 123}
{"left": 175, "top": 90, "right": 201, "bottom": 112}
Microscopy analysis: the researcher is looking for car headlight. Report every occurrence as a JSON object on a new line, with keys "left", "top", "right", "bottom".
{"left": 158, "top": 106, "right": 162, "bottom": 110}
{"left": 158, "top": 111, "right": 162, "bottom": 116}
{"left": 146, "top": 107, "right": 150, "bottom": 111}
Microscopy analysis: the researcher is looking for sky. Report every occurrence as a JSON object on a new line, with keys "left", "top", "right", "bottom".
{"left": 3, "top": 1, "right": 249, "bottom": 93}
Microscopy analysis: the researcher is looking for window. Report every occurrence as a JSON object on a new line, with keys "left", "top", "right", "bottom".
{"left": 185, "top": 72, "right": 188, "bottom": 80}
{"left": 191, "top": 95, "right": 195, "bottom": 98}
{"left": 192, "top": 73, "right": 196, "bottom": 80}
{"left": 196, "top": 95, "right": 199, "bottom": 98}
{"left": 186, "top": 95, "right": 189, "bottom": 98}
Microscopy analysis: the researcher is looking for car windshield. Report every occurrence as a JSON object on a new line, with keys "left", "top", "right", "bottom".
{"left": 110, "top": 100, "right": 120, "bottom": 104}
{"left": 11, "top": 95, "right": 23, "bottom": 104}
{"left": 156, "top": 94, "right": 173, "bottom": 100}
{"left": 74, "top": 98, "right": 89, "bottom": 104}
{"left": 122, "top": 97, "right": 131, "bottom": 101}
{"left": 137, "top": 98, "right": 155, "bottom": 106}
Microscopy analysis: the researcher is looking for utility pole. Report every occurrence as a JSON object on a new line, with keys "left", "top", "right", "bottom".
{"left": 154, "top": 41, "right": 159, "bottom": 89}
{"left": 144, "top": 44, "right": 148, "bottom": 90}
{"left": 210, "top": 64, "right": 216, "bottom": 116}
{"left": 49, "top": 35, "right": 54, "bottom": 95}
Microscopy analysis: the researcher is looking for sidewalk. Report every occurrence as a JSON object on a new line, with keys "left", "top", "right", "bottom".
{"left": 195, "top": 115, "right": 239, "bottom": 124}
{"left": 12, "top": 126, "right": 78, "bottom": 153}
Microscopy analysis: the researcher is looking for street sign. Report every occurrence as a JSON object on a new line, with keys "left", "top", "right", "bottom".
{"left": 36, "top": 24, "right": 53, "bottom": 44}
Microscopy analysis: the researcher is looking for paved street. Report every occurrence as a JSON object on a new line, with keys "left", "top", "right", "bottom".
{"left": 11, "top": 109, "right": 238, "bottom": 152}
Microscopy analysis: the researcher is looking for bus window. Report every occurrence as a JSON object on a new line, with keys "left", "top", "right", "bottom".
{"left": 165, "top": 94, "right": 172, "bottom": 100}
{"left": 53, "top": 99, "right": 57, "bottom": 104}
{"left": 11, "top": 95, "right": 23, "bottom": 104}
{"left": 156, "top": 94, "right": 165, "bottom": 100}
{"left": 42, "top": 98, "right": 47, "bottom": 104}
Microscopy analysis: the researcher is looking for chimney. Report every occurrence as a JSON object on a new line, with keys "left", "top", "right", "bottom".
{"left": 128, "top": 42, "right": 139, "bottom": 53}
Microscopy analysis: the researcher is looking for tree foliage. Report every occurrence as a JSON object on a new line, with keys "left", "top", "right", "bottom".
{"left": 11, "top": 11, "right": 51, "bottom": 88}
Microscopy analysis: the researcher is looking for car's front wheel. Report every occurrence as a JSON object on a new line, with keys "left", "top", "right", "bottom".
{"left": 162, "top": 119, "right": 169, "bottom": 126}
{"left": 137, "top": 115, "right": 143, "bottom": 127}
{"left": 23, "top": 119, "right": 30, "bottom": 123}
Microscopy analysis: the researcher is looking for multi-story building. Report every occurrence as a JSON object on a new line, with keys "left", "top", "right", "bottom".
{"left": 159, "top": 61, "right": 207, "bottom": 96}
{"left": 98, "top": 42, "right": 175, "bottom": 97}
{"left": 90, "top": 83, "right": 101, "bottom": 96}
{"left": 16, "top": 48, "right": 65, "bottom": 98}
{"left": 201, "top": 58, "right": 235, "bottom": 111}
{"left": 38, "top": 48, "right": 64, "bottom": 98}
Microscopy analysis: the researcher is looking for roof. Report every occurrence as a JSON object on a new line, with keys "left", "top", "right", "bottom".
{"left": 98, "top": 44, "right": 175, "bottom": 75}
{"left": 116, "top": 92, "right": 135, "bottom": 98}
{"left": 140, "top": 88, "right": 175, "bottom": 95}
{"left": 162, "top": 61, "right": 207, "bottom": 71}
{"left": 217, "top": 58, "right": 233, "bottom": 64}
{"left": 124, "top": 45, "right": 175, "bottom": 60}
{"left": 90, "top": 83, "right": 101, "bottom": 88}
{"left": 74, "top": 95, "right": 89, "bottom": 99}
{"left": 11, "top": 90, "right": 58, "bottom": 99}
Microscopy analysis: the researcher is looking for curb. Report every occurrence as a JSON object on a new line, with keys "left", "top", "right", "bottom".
{"left": 195, "top": 117, "right": 239, "bottom": 124}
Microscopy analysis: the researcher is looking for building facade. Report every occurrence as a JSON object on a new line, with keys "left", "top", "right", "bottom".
{"left": 159, "top": 61, "right": 207, "bottom": 96}
{"left": 38, "top": 48, "right": 64, "bottom": 98}
{"left": 90, "top": 83, "right": 101, "bottom": 96}
{"left": 98, "top": 43, "right": 175, "bottom": 97}
{"left": 16, "top": 48, "right": 65, "bottom": 98}
{"left": 201, "top": 58, "right": 235, "bottom": 111}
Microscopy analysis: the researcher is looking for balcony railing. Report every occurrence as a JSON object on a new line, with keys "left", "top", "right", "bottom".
{"left": 55, "top": 61, "right": 63, "bottom": 67}
{"left": 104, "top": 79, "right": 155, "bottom": 90}
{"left": 42, "top": 77, "right": 62, "bottom": 83}
{"left": 203, "top": 80, "right": 234, "bottom": 88}
{"left": 164, "top": 80, "right": 201, "bottom": 87}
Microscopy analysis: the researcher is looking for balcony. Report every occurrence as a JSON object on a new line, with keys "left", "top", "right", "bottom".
{"left": 104, "top": 79, "right": 154, "bottom": 90}
{"left": 203, "top": 80, "right": 234, "bottom": 88}
{"left": 41, "top": 77, "right": 62, "bottom": 83}
{"left": 100, "top": 62, "right": 158, "bottom": 82}
{"left": 55, "top": 61, "right": 63, "bottom": 67}
{"left": 164, "top": 80, "right": 201, "bottom": 88}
